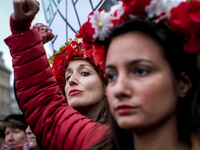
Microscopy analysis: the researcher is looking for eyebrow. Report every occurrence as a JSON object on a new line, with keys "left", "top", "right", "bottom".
{"left": 66, "top": 64, "right": 92, "bottom": 73}
{"left": 65, "top": 68, "right": 73, "bottom": 73}
{"left": 106, "top": 59, "right": 155, "bottom": 69}
{"left": 127, "top": 59, "right": 154, "bottom": 67}
{"left": 79, "top": 64, "right": 90, "bottom": 68}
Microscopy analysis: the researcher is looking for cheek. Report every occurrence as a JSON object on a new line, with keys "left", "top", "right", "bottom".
{"left": 64, "top": 84, "right": 70, "bottom": 102}
{"left": 86, "top": 78, "right": 105, "bottom": 102}
{"left": 138, "top": 76, "right": 177, "bottom": 115}
{"left": 84, "top": 77, "right": 102, "bottom": 91}
{"left": 64, "top": 83, "right": 69, "bottom": 93}
{"left": 106, "top": 86, "right": 115, "bottom": 111}
{"left": 5, "top": 136, "right": 9, "bottom": 143}
{"left": 16, "top": 132, "right": 27, "bottom": 143}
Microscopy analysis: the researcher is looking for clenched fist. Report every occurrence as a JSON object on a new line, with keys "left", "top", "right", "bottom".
{"left": 32, "top": 23, "right": 55, "bottom": 44}
{"left": 12, "top": 0, "right": 40, "bottom": 20}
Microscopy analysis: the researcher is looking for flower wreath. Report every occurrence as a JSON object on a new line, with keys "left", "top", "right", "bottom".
{"left": 76, "top": 0, "right": 200, "bottom": 55}
{"left": 49, "top": 38, "right": 106, "bottom": 93}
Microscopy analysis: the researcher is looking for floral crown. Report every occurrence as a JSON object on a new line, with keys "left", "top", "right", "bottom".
{"left": 76, "top": 0, "right": 200, "bottom": 55}
{"left": 49, "top": 38, "right": 106, "bottom": 93}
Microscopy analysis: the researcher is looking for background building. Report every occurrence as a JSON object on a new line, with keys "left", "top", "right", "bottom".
{"left": 0, "top": 52, "right": 21, "bottom": 119}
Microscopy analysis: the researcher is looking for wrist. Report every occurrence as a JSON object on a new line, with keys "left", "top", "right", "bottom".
{"left": 10, "top": 15, "right": 34, "bottom": 35}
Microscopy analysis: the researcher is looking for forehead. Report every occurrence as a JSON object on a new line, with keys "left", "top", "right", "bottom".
{"left": 5, "top": 127, "right": 21, "bottom": 131}
{"left": 106, "top": 32, "right": 164, "bottom": 66}
{"left": 67, "top": 60, "right": 94, "bottom": 70}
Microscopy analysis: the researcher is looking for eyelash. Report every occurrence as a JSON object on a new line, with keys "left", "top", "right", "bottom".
{"left": 66, "top": 76, "right": 71, "bottom": 81}
{"left": 106, "top": 72, "right": 117, "bottom": 83}
{"left": 81, "top": 71, "right": 90, "bottom": 76}
{"left": 106, "top": 67, "right": 150, "bottom": 83}
{"left": 66, "top": 71, "right": 90, "bottom": 81}
{"left": 5, "top": 132, "right": 9, "bottom": 136}
{"left": 133, "top": 67, "right": 150, "bottom": 76}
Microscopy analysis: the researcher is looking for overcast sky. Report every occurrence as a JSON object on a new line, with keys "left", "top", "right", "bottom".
{"left": 0, "top": 0, "right": 52, "bottom": 86}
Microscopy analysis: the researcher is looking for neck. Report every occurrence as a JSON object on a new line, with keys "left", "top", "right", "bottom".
{"left": 32, "top": 147, "right": 40, "bottom": 150}
{"left": 133, "top": 115, "right": 190, "bottom": 150}
{"left": 76, "top": 100, "right": 105, "bottom": 122}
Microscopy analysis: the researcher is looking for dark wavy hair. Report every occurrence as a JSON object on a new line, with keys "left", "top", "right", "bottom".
{"left": 87, "top": 18, "right": 200, "bottom": 150}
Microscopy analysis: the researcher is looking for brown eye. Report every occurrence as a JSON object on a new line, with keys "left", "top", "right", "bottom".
{"left": 106, "top": 72, "right": 117, "bottom": 83}
{"left": 66, "top": 75, "right": 71, "bottom": 81}
{"left": 81, "top": 71, "right": 90, "bottom": 76}
{"left": 134, "top": 67, "right": 150, "bottom": 76}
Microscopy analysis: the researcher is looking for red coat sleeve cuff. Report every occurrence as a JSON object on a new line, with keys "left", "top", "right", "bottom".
{"left": 10, "top": 15, "right": 34, "bottom": 35}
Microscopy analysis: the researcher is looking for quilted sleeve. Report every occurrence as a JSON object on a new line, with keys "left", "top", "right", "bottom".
{"left": 4, "top": 29, "right": 109, "bottom": 150}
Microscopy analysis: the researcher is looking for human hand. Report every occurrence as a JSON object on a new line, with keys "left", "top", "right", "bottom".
{"left": 32, "top": 23, "right": 55, "bottom": 44}
{"left": 12, "top": 0, "right": 40, "bottom": 20}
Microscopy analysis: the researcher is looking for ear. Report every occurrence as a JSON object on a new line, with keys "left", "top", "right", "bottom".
{"left": 178, "top": 72, "right": 192, "bottom": 98}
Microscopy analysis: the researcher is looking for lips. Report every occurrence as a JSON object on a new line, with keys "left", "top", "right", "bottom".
{"left": 28, "top": 137, "right": 36, "bottom": 140}
{"left": 8, "top": 144, "right": 17, "bottom": 148}
{"left": 68, "top": 89, "right": 82, "bottom": 96}
{"left": 116, "top": 106, "right": 136, "bottom": 115}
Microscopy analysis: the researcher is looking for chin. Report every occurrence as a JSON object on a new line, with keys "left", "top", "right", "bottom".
{"left": 116, "top": 117, "right": 143, "bottom": 131}
{"left": 68, "top": 98, "right": 82, "bottom": 107}
{"left": 29, "top": 143, "right": 37, "bottom": 149}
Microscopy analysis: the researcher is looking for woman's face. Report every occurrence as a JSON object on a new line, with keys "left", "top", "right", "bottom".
{"left": 65, "top": 60, "right": 105, "bottom": 111}
{"left": 106, "top": 32, "right": 179, "bottom": 132}
{"left": 25, "top": 126, "right": 38, "bottom": 149}
{"left": 5, "top": 127, "right": 27, "bottom": 148}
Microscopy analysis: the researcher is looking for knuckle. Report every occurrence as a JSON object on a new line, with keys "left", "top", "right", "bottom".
{"left": 13, "top": 0, "right": 21, "bottom": 5}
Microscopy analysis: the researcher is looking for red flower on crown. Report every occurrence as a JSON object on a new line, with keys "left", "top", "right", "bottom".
{"left": 169, "top": 1, "right": 200, "bottom": 54}
{"left": 77, "top": 0, "right": 200, "bottom": 55}
{"left": 121, "top": 0, "right": 151, "bottom": 16}
{"left": 76, "top": 13, "right": 95, "bottom": 43}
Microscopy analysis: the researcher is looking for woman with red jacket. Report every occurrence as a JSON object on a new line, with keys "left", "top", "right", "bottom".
{"left": 32, "top": 23, "right": 109, "bottom": 124}
{"left": 5, "top": 0, "right": 200, "bottom": 150}
{"left": 5, "top": 0, "right": 109, "bottom": 149}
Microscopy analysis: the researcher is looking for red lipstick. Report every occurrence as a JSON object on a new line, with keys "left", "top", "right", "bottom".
{"left": 116, "top": 106, "right": 135, "bottom": 115}
{"left": 68, "top": 89, "right": 82, "bottom": 96}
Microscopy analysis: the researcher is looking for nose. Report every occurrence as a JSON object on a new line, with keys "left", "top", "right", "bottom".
{"left": 7, "top": 133, "right": 14, "bottom": 142}
{"left": 26, "top": 126, "right": 32, "bottom": 135}
{"left": 68, "top": 73, "right": 79, "bottom": 86}
{"left": 111, "top": 73, "right": 132, "bottom": 100}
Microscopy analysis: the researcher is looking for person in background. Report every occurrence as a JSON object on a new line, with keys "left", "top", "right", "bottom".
{"left": 29, "top": 22, "right": 109, "bottom": 123}
{"left": 0, "top": 114, "right": 28, "bottom": 150}
{"left": 0, "top": 120, "right": 5, "bottom": 149}
{"left": 26, "top": 126, "right": 44, "bottom": 150}
{"left": 49, "top": 37, "right": 108, "bottom": 123}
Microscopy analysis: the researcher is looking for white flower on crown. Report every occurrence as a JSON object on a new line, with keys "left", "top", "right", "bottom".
{"left": 89, "top": 10, "right": 114, "bottom": 41}
{"left": 145, "top": 0, "right": 165, "bottom": 18}
{"left": 109, "top": 1, "right": 125, "bottom": 20}
{"left": 164, "top": 0, "right": 185, "bottom": 19}
{"left": 145, "top": 0, "right": 184, "bottom": 23}
{"left": 78, "top": 38, "right": 82, "bottom": 44}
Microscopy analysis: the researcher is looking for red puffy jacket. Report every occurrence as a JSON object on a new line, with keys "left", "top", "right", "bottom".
{"left": 4, "top": 29, "right": 110, "bottom": 150}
